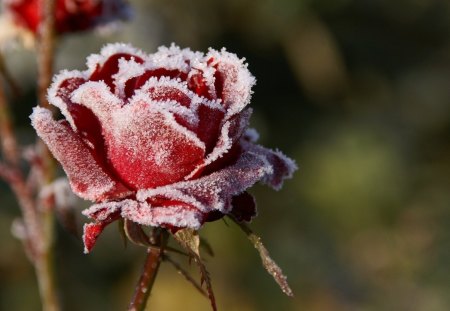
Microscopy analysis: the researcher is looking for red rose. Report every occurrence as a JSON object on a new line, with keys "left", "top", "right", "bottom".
{"left": 31, "top": 43, "right": 297, "bottom": 253}
{"left": 3, "top": 0, "right": 132, "bottom": 34}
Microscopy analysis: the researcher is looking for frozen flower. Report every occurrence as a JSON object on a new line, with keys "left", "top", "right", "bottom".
{"left": 0, "top": 0, "right": 132, "bottom": 47}
{"left": 30, "top": 43, "right": 297, "bottom": 253}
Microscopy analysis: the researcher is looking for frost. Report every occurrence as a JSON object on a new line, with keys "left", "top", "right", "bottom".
{"left": 70, "top": 81, "right": 121, "bottom": 124}
{"left": 121, "top": 202, "right": 203, "bottom": 228}
{"left": 138, "top": 150, "right": 273, "bottom": 216}
{"left": 106, "top": 96, "right": 205, "bottom": 189}
{"left": 47, "top": 70, "right": 88, "bottom": 130}
{"left": 30, "top": 107, "right": 129, "bottom": 201}
{"left": 206, "top": 48, "right": 256, "bottom": 117}
{"left": 243, "top": 128, "right": 260, "bottom": 143}
{"left": 34, "top": 42, "right": 297, "bottom": 249}
{"left": 40, "top": 177, "right": 77, "bottom": 211}
{"left": 242, "top": 141, "right": 298, "bottom": 191}
{"left": 187, "top": 108, "right": 252, "bottom": 178}
{"left": 151, "top": 43, "right": 204, "bottom": 73}
{"left": 113, "top": 57, "right": 146, "bottom": 98}
{"left": 86, "top": 42, "right": 146, "bottom": 74}
{"left": 83, "top": 200, "right": 126, "bottom": 221}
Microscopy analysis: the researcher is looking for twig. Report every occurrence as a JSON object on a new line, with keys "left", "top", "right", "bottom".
{"left": 163, "top": 254, "right": 208, "bottom": 298}
{"left": 35, "top": 1, "right": 60, "bottom": 310}
{"left": 128, "top": 229, "right": 168, "bottom": 311}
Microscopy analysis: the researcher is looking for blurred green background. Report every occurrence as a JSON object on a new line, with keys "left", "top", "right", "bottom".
{"left": 1, "top": 0, "right": 450, "bottom": 310}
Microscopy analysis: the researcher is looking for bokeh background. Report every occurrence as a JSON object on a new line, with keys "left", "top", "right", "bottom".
{"left": 1, "top": 0, "right": 450, "bottom": 310}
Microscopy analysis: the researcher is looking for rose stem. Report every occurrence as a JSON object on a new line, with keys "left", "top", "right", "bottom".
{"left": 128, "top": 230, "right": 168, "bottom": 311}
{"left": 35, "top": 0, "right": 60, "bottom": 310}
{"left": 1, "top": 62, "right": 58, "bottom": 310}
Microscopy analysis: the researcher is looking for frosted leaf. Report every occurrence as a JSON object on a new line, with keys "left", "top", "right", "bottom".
{"left": 30, "top": 107, "right": 130, "bottom": 201}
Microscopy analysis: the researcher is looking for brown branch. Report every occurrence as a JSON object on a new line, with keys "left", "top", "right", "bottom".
{"left": 128, "top": 230, "right": 168, "bottom": 311}
{"left": 34, "top": 1, "right": 60, "bottom": 310}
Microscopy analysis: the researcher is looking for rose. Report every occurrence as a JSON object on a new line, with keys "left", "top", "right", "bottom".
{"left": 31, "top": 43, "right": 297, "bottom": 253}
{"left": 2, "top": 0, "right": 132, "bottom": 34}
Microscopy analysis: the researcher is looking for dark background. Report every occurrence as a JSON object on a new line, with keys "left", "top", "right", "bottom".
{"left": 1, "top": 0, "right": 450, "bottom": 310}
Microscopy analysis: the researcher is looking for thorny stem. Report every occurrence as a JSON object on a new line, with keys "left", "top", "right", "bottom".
{"left": 128, "top": 230, "right": 168, "bottom": 311}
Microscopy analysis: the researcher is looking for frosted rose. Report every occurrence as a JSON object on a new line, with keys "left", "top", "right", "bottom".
{"left": 31, "top": 43, "right": 297, "bottom": 252}
{"left": 2, "top": 0, "right": 131, "bottom": 34}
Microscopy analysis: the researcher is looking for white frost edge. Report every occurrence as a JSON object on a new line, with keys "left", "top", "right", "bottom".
{"left": 47, "top": 69, "right": 88, "bottom": 130}
{"left": 86, "top": 42, "right": 147, "bottom": 75}
{"left": 70, "top": 80, "right": 122, "bottom": 124}
{"left": 113, "top": 93, "right": 206, "bottom": 152}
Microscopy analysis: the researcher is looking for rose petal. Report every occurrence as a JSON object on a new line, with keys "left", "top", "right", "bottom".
{"left": 137, "top": 150, "right": 274, "bottom": 217}
{"left": 121, "top": 200, "right": 203, "bottom": 229}
{"left": 244, "top": 142, "right": 298, "bottom": 190}
{"left": 187, "top": 108, "right": 252, "bottom": 179}
{"left": 70, "top": 81, "right": 122, "bottom": 125}
{"left": 230, "top": 191, "right": 257, "bottom": 222}
{"left": 206, "top": 49, "right": 256, "bottom": 117}
{"left": 106, "top": 95, "right": 206, "bottom": 189}
{"left": 89, "top": 52, "right": 144, "bottom": 92}
{"left": 30, "top": 107, "right": 130, "bottom": 201}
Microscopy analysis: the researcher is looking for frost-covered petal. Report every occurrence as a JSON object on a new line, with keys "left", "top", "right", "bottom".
{"left": 206, "top": 48, "right": 256, "bottom": 117}
{"left": 82, "top": 200, "right": 128, "bottom": 253}
{"left": 121, "top": 200, "right": 203, "bottom": 229}
{"left": 243, "top": 142, "right": 298, "bottom": 190}
{"left": 188, "top": 108, "right": 252, "bottom": 179}
{"left": 105, "top": 95, "right": 206, "bottom": 189}
{"left": 138, "top": 150, "right": 274, "bottom": 218}
{"left": 229, "top": 191, "right": 257, "bottom": 222}
{"left": 70, "top": 81, "right": 122, "bottom": 125}
{"left": 30, "top": 107, "right": 130, "bottom": 201}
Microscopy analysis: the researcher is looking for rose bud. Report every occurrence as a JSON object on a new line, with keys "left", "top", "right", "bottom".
{"left": 1, "top": 0, "right": 132, "bottom": 36}
{"left": 30, "top": 43, "right": 297, "bottom": 253}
